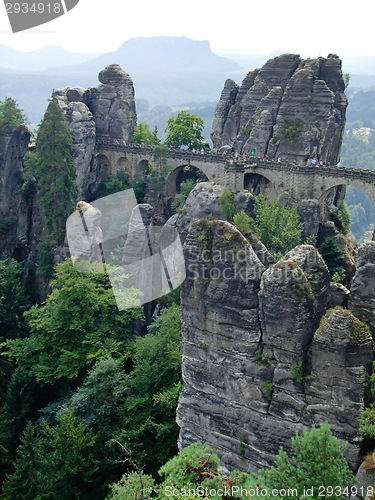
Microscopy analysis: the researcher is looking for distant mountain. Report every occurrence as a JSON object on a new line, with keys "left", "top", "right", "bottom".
{"left": 0, "top": 45, "right": 102, "bottom": 72}
{"left": 45, "top": 36, "right": 242, "bottom": 76}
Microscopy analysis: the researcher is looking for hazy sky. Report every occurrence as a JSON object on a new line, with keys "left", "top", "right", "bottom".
{"left": 0, "top": 0, "right": 373, "bottom": 57}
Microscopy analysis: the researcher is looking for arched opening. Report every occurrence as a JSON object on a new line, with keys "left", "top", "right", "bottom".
{"left": 165, "top": 165, "right": 209, "bottom": 198}
{"left": 117, "top": 156, "right": 131, "bottom": 176}
{"left": 95, "top": 154, "right": 110, "bottom": 180}
{"left": 244, "top": 172, "right": 279, "bottom": 200}
{"left": 345, "top": 186, "right": 375, "bottom": 242}
{"left": 136, "top": 159, "right": 150, "bottom": 175}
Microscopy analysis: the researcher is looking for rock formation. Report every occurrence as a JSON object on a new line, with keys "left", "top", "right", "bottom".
{"left": 53, "top": 64, "right": 137, "bottom": 200}
{"left": 211, "top": 54, "right": 348, "bottom": 165}
{"left": 0, "top": 124, "right": 31, "bottom": 259}
{"left": 177, "top": 221, "right": 374, "bottom": 472}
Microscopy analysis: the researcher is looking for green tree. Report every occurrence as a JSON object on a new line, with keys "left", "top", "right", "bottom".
{"left": 333, "top": 201, "right": 352, "bottom": 235}
{"left": 38, "top": 409, "right": 99, "bottom": 500}
{"left": 233, "top": 210, "right": 252, "bottom": 236}
{"left": 131, "top": 121, "right": 160, "bottom": 145}
{"left": 2, "top": 421, "right": 42, "bottom": 500}
{"left": 319, "top": 237, "right": 346, "bottom": 282}
{"left": 0, "top": 96, "right": 29, "bottom": 126}
{"left": 36, "top": 95, "right": 78, "bottom": 243}
{"left": 0, "top": 257, "right": 30, "bottom": 343}
{"left": 164, "top": 111, "right": 204, "bottom": 149}
{"left": 344, "top": 73, "right": 351, "bottom": 88}
{"left": 250, "top": 422, "right": 355, "bottom": 499}
{"left": 251, "top": 194, "right": 303, "bottom": 260}
{"left": 171, "top": 179, "right": 195, "bottom": 212}
{"left": 219, "top": 188, "right": 236, "bottom": 222}
{"left": 118, "top": 303, "right": 183, "bottom": 475}
{"left": 5, "top": 259, "right": 143, "bottom": 395}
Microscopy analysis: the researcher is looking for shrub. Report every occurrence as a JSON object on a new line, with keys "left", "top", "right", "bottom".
{"left": 290, "top": 361, "right": 305, "bottom": 383}
{"left": 171, "top": 179, "right": 195, "bottom": 212}
{"left": 36, "top": 241, "right": 54, "bottom": 277}
{"left": 233, "top": 210, "right": 251, "bottom": 235}
{"left": 219, "top": 188, "right": 235, "bottom": 222}
{"left": 333, "top": 201, "right": 352, "bottom": 235}
{"left": 262, "top": 380, "right": 274, "bottom": 401}
{"left": 0, "top": 216, "right": 17, "bottom": 235}
{"left": 319, "top": 237, "right": 346, "bottom": 282}
{"left": 280, "top": 118, "right": 304, "bottom": 141}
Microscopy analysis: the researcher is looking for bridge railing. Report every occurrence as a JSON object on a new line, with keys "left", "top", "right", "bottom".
{"left": 243, "top": 158, "right": 375, "bottom": 182}
{"left": 95, "top": 138, "right": 375, "bottom": 182}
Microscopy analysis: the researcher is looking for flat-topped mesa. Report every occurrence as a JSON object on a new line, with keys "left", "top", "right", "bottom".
{"left": 211, "top": 53, "right": 348, "bottom": 165}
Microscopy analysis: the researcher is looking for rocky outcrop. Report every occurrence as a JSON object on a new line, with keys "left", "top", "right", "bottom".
{"left": 0, "top": 124, "right": 31, "bottom": 259}
{"left": 52, "top": 64, "right": 137, "bottom": 200}
{"left": 84, "top": 64, "right": 137, "bottom": 141}
{"left": 211, "top": 54, "right": 347, "bottom": 165}
{"left": 166, "top": 182, "right": 275, "bottom": 267}
{"left": 177, "top": 224, "right": 374, "bottom": 473}
{"left": 349, "top": 242, "right": 375, "bottom": 337}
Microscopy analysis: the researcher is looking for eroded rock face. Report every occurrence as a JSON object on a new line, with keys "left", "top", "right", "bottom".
{"left": 349, "top": 242, "right": 375, "bottom": 337}
{"left": 0, "top": 125, "right": 31, "bottom": 259}
{"left": 212, "top": 54, "right": 347, "bottom": 165}
{"left": 303, "top": 309, "right": 374, "bottom": 467}
{"left": 177, "top": 225, "right": 373, "bottom": 473}
{"left": 51, "top": 64, "right": 137, "bottom": 200}
{"left": 85, "top": 64, "right": 137, "bottom": 141}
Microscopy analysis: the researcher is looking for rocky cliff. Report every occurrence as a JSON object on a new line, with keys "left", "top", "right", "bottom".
{"left": 0, "top": 124, "right": 31, "bottom": 259}
{"left": 53, "top": 64, "right": 137, "bottom": 200}
{"left": 211, "top": 54, "right": 348, "bottom": 165}
{"left": 177, "top": 221, "right": 374, "bottom": 472}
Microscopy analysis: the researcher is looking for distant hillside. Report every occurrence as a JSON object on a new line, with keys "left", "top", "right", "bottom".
{"left": 0, "top": 36, "right": 243, "bottom": 125}
{"left": 46, "top": 36, "right": 242, "bottom": 75}
{"left": 0, "top": 45, "right": 102, "bottom": 72}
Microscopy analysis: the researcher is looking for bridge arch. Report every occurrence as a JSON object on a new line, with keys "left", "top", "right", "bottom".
{"left": 319, "top": 180, "right": 375, "bottom": 235}
{"left": 136, "top": 159, "right": 150, "bottom": 175}
{"left": 165, "top": 164, "right": 210, "bottom": 197}
{"left": 96, "top": 153, "right": 110, "bottom": 176}
{"left": 243, "top": 171, "right": 280, "bottom": 200}
{"left": 116, "top": 156, "right": 132, "bottom": 176}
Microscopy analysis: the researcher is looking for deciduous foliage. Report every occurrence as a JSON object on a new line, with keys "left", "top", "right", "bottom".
{"left": 36, "top": 95, "right": 77, "bottom": 243}
{"left": 131, "top": 121, "right": 160, "bottom": 145}
{"left": 219, "top": 188, "right": 236, "bottom": 222}
{"left": 5, "top": 259, "right": 143, "bottom": 394}
{"left": 172, "top": 179, "right": 195, "bottom": 212}
{"left": 118, "top": 303, "right": 183, "bottom": 475}
{"left": 233, "top": 210, "right": 252, "bottom": 236}
{"left": 251, "top": 194, "right": 303, "bottom": 259}
{"left": 164, "top": 111, "right": 204, "bottom": 149}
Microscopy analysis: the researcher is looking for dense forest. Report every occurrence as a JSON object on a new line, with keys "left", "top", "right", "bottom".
{"left": 1, "top": 87, "right": 375, "bottom": 498}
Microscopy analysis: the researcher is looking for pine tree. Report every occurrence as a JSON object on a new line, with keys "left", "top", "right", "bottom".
{"left": 2, "top": 421, "right": 42, "bottom": 500}
{"left": 36, "top": 94, "right": 77, "bottom": 244}
{"left": 0, "top": 96, "right": 29, "bottom": 126}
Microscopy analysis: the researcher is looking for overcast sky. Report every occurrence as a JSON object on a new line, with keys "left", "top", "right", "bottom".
{"left": 0, "top": 0, "right": 373, "bottom": 58}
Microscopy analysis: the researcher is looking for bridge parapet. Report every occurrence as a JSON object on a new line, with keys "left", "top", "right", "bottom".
{"left": 244, "top": 159, "right": 375, "bottom": 182}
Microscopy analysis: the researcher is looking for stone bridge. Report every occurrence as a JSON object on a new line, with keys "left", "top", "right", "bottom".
{"left": 96, "top": 140, "right": 375, "bottom": 209}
